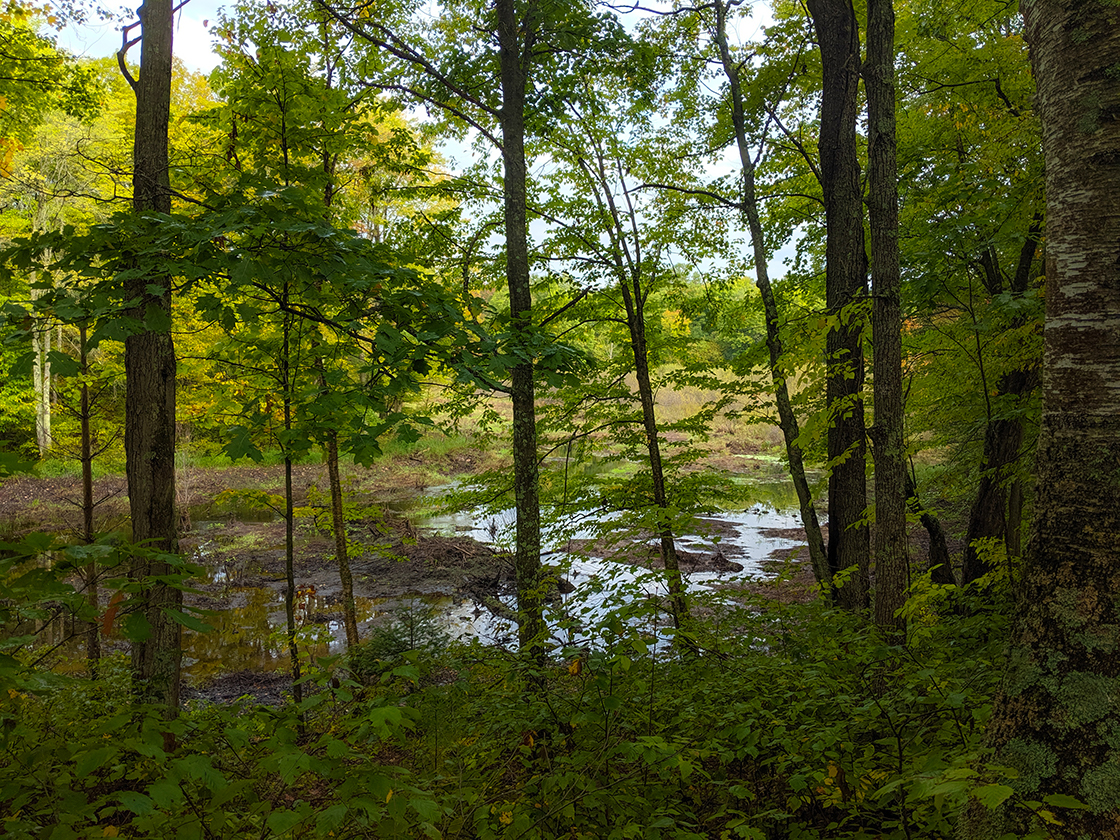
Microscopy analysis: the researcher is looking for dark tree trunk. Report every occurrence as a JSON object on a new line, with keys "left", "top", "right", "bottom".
{"left": 905, "top": 473, "right": 954, "bottom": 586}
{"left": 281, "top": 310, "right": 304, "bottom": 709}
{"left": 123, "top": 0, "right": 180, "bottom": 712}
{"left": 713, "top": 0, "right": 829, "bottom": 588}
{"left": 807, "top": 0, "right": 869, "bottom": 610}
{"left": 497, "top": 0, "right": 545, "bottom": 670}
{"left": 618, "top": 272, "right": 688, "bottom": 630}
{"left": 865, "top": 0, "right": 907, "bottom": 635}
{"left": 961, "top": 217, "right": 1042, "bottom": 584}
{"left": 970, "top": 2, "right": 1120, "bottom": 834}
{"left": 79, "top": 322, "right": 100, "bottom": 678}
{"left": 960, "top": 368, "right": 1034, "bottom": 583}
{"left": 326, "top": 433, "right": 359, "bottom": 647}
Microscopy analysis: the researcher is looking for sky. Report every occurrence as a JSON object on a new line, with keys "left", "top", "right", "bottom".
{"left": 57, "top": 0, "right": 224, "bottom": 73}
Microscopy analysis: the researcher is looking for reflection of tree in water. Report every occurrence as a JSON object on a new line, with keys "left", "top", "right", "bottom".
{"left": 182, "top": 588, "right": 281, "bottom": 682}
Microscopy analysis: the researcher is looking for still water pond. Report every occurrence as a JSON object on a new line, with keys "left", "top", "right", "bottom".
{"left": 182, "top": 502, "right": 807, "bottom": 680}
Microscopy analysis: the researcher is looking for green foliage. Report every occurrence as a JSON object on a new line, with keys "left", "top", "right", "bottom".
{"left": 348, "top": 602, "right": 450, "bottom": 684}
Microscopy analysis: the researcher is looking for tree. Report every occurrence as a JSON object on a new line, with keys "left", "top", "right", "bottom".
{"left": 973, "top": 1, "right": 1120, "bottom": 834}
{"left": 118, "top": 0, "right": 180, "bottom": 712}
{"left": 805, "top": 0, "right": 870, "bottom": 609}
{"left": 865, "top": 0, "right": 906, "bottom": 634}
{"left": 538, "top": 83, "right": 699, "bottom": 631}
{"left": 704, "top": 0, "right": 830, "bottom": 588}
{"left": 318, "top": 0, "right": 609, "bottom": 670}
{"left": 889, "top": 0, "right": 1041, "bottom": 586}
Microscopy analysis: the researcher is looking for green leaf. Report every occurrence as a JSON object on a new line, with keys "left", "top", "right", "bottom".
{"left": 315, "top": 804, "right": 348, "bottom": 833}
{"left": 74, "top": 746, "right": 117, "bottom": 778}
{"left": 123, "top": 612, "right": 153, "bottom": 643}
{"left": 266, "top": 809, "right": 303, "bottom": 835}
{"left": 973, "top": 784, "right": 1015, "bottom": 809}
{"left": 1042, "top": 793, "right": 1089, "bottom": 810}
{"left": 118, "top": 790, "right": 156, "bottom": 815}
{"left": 165, "top": 608, "right": 215, "bottom": 634}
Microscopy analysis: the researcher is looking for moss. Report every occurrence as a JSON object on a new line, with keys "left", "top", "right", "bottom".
{"left": 1077, "top": 623, "right": 1120, "bottom": 653}
{"left": 1003, "top": 738, "right": 1057, "bottom": 793}
{"left": 1099, "top": 720, "right": 1120, "bottom": 751}
{"left": 1053, "top": 672, "right": 1117, "bottom": 731}
{"left": 1004, "top": 647, "right": 1042, "bottom": 697}
{"left": 1080, "top": 755, "right": 1120, "bottom": 813}
{"left": 1050, "top": 586, "right": 1089, "bottom": 630}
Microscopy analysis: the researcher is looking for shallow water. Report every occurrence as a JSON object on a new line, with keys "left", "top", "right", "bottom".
{"left": 177, "top": 501, "right": 808, "bottom": 676}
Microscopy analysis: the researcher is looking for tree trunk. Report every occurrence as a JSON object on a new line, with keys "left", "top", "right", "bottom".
{"left": 961, "top": 365, "right": 1037, "bottom": 583}
{"left": 79, "top": 322, "right": 100, "bottom": 678}
{"left": 962, "top": 218, "right": 1042, "bottom": 584}
{"left": 497, "top": 0, "right": 545, "bottom": 671}
{"left": 806, "top": 0, "right": 870, "bottom": 610}
{"left": 905, "top": 472, "right": 954, "bottom": 585}
{"left": 974, "top": 2, "right": 1120, "bottom": 834}
{"left": 281, "top": 309, "right": 304, "bottom": 710}
{"left": 865, "top": 0, "right": 907, "bottom": 636}
{"left": 31, "top": 305, "right": 51, "bottom": 457}
{"left": 124, "top": 0, "right": 180, "bottom": 712}
{"left": 619, "top": 273, "right": 688, "bottom": 630}
{"left": 712, "top": 0, "right": 829, "bottom": 589}
{"left": 327, "top": 432, "right": 359, "bottom": 647}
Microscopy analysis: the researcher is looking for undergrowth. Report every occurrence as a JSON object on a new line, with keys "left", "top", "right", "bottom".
{"left": 0, "top": 577, "right": 1046, "bottom": 839}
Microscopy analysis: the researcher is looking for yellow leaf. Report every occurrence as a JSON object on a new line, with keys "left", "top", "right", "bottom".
{"left": 103, "top": 828, "right": 119, "bottom": 838}
{"left": 385, "top": 789, "right": 393, "bottom": 803}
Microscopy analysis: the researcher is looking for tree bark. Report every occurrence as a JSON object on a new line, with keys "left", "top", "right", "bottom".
{"left": 904, "top": 472, "right": 954, "bottom": 586}
{"left": 617, "top": 263, "right": 689, "bottom": 630}
{"left": 806, "top": 0, "right": 870, "bottom": 610}
{"left": 326, "top": 433, "right": 359, "bottom": 647}
{"left": 497, "top": 0, "right": 545, "bottom": 671}
{"left": 79, "top": 321, "right": 100, "bottom": 678}
{"left": 123, "top": 0, "right": 180, "bottom": 712}
{"left": 974, "top": 2, "right": 1120, "bottom": 834}
{"left": 712, "top": 0, "right": 829, "bottom": 589}
{"left": 961, "top": 217, "right": 1042, "bottom": 583}
{"left": 281, "top": 309, "right": 304, "bottom": 710}
{"left": 865, "top": 0, "right": 906, "bottom": 636}
{"left": 31, "top": 305, "right": 51, "bottom": 457}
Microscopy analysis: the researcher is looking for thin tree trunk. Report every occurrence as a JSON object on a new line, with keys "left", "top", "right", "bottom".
{"left": 807, "top": 0, "right": 870, "bottom": 610}
{"left": 311, "top": 34, "right": 359, "bottom": 649}
{"left": 32, "top": 306, "right": 51, "bottom": 457}
{"left": 619, "top": 278, "right": 688, "bottom": 629}
{"left": 712, "top": 0, "right": 829, "bottom": 588}
{"left": 79, "top": 322, "right": 100, "bottom": 678}
{"left": 497, "top": 0, "right": 545, "bottom": 672}
{"left": 865, "top": 0, "right": 907, "bottom": 636}
{"left": 904, "top": 472, "right": 954, "bottom": 585}
{"left": 327, "top": 432, "right": 358, "bottom": 647}
{"left": 122, "top": 0, "right": 180, "bottom": 713}
{"left": 281, "top": 309, "right": 304, "bottom": 710}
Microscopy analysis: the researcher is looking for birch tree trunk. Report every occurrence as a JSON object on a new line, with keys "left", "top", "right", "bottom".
{"left": 31, "top": 304, "right": 51, "bottom": 457}
{"left": 971, "top": 1, "right": 1120, "bottom": 834}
